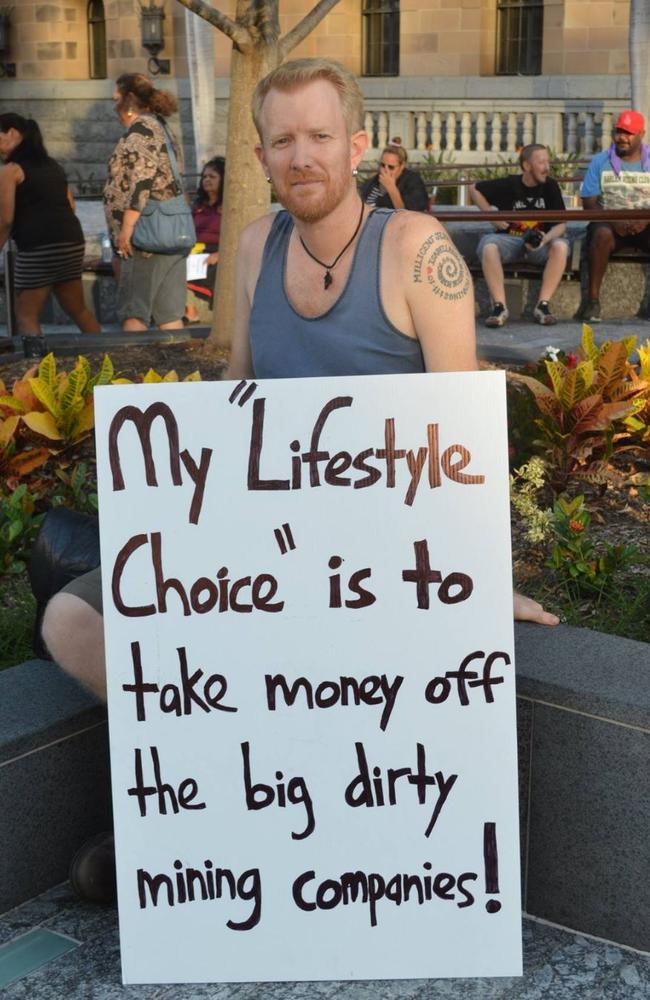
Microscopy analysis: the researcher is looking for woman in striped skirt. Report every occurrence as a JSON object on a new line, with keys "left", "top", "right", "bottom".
{"left": 0, "top": 113, "right": 100, "bottom": 357}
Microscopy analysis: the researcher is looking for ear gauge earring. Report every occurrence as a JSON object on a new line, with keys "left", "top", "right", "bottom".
{"left": 352, "top": 167, "right": 358, "bottom": 176}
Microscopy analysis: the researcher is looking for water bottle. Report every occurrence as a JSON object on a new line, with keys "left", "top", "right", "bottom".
{"left": 100, "top": 233, "right": 113, "bottom": 264}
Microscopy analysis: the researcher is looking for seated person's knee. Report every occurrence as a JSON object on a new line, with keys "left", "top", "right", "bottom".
{"left": 481, "top": 240, "right": 502, "bottom": 262}
{"left": 42, "top": 592, "right": 103, "bottom": 664}
{"left": 550, "top": 238, "right": 569, "bottom": 258}
{"left": 590, "top": 224, "right": 615, "bottom": 249}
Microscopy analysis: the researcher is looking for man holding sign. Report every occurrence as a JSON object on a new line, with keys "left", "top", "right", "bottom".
{"left": 229, "top": 59, "right": 557, "bottom": 625}
{"left": 42, "top": 59, "right": 556, "bottom": 911}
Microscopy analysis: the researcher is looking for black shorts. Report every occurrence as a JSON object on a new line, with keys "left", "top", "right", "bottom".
{"left": 60, "top": 565, "right": 103, "bottom": 615}
{"left": 587, "top": 220, "right": 650, "bottom": 253}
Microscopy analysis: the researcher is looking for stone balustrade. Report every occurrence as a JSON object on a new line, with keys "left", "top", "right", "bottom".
{"left": 0, "top": 75, "right": 633, "bottom": 181}
{"left": 363, "top": 99, "right": 625, "bottom": 163}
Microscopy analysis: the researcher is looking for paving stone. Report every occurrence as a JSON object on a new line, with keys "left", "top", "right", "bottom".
{"left": 2, "top": 884, "right": 650, "bottom": 1000}
{"left": 0, "top": 884, "right": 76, "bottom": 940}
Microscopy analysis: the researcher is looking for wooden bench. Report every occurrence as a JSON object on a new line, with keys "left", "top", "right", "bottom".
{"left": 467, "top": 241, "right": 650, "bottom": 283}
{"left": 437, "top": 210, "right": 650, "bottom": 307}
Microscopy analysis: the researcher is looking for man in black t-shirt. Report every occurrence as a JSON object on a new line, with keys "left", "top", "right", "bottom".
{"left": 469, "top": 144, "right": 569, "bottom": 326}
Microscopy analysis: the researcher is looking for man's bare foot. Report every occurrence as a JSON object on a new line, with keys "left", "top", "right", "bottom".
{"left": 513, "top": 590, "right": 560, "bottom": 626}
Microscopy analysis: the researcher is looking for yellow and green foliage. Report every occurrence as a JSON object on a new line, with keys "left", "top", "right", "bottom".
{"left": 0, "top": 382, "right": 51, "bottom": 480}
{"left": 509, "top": 326, "right": 650, "bottom": 490}
{"left": 0, "top": 352, "right": 203, "bottom": 577}
{"left": 1, "top": 353, "right": 114, "bottom": 443}
{"left": 114, "top": 367, "right": 201, "bottom": 385}
{"left": 622, "top": 339, "right": 650, "bottom": 442}
{"left": 0, "top": 352, "right": 202, "bottom": 447}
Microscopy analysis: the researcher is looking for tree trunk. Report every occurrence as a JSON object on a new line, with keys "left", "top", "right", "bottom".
{"left": 174, "top": 0, "right": 341, "bottom": 355}
{"left": 629, "top": 0, "right": 650, "bottom": 135}
{"left": 205, "top": 40, "right": 279, "bottom": 354}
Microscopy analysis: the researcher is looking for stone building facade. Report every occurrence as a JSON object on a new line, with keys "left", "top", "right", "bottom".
{"left": 0, "top": 1, "right": 633, "bottom": 184}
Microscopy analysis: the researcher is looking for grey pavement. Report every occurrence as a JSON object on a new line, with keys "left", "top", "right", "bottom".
{"left": 477, "top": 316, "right": 650, "bottom": 365}
{"left": 8, "top": 316, "right": 644, "bottom": 369}
{"left": 0, "top": 882, "right": 649, "bottom": 998}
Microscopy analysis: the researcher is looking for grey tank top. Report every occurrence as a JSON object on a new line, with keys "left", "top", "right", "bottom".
{"left": 250, "top": 208, "right": 425, "bottom": 378}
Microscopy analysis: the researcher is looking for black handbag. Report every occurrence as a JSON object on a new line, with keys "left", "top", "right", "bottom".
{"left": 132, "top": 119, "right": 196, "bottom": 255}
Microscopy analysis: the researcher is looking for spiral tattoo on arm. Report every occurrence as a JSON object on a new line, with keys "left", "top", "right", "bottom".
{"left": 412, "top": 231, "right": 470, "bottom": 301}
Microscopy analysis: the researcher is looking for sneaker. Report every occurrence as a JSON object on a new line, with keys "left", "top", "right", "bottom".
{"left": 69, "top": 831, "right": 116, "bottom": 904}
{"left": 485, "top": 303, "right": 509, "bottom": 328}
{"left": 533, "top": 300, "right": 557, "bottom": 326}
{"left": 584, "top": 299, "right": 601, "bottom": 323}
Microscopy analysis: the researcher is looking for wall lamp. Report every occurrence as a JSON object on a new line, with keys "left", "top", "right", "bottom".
{"left": 0, "top": 7, "right": 16, "bottom": 78}
{"left": 139, "top": 1, "right": 170, "bottom": 75}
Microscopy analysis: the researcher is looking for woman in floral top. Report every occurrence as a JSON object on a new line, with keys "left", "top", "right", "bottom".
{"left": 104, "top": 73, "right": 188, "bottom": 331}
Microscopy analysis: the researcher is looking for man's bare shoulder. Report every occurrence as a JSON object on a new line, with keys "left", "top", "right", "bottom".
{"left": 379, "top": 209, "right": 476, "bottom": 371}
{"left": 237, "top": 213, "right": 277, "bottom": 299}
{"left": 239, "top": 212, "right": 276, "bottom": 256}
{"left": 384, "top": 209, "right": 453, "bottom": 256}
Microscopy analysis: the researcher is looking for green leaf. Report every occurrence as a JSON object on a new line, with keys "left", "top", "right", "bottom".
{"left": 28, "top": 377, "right": 61, "bottom": 419}
{"left": 61, "top": 367, "right": 86, "bottom": 412}
{"left": 75, "top": 355, "right": 91, "bottom": 388}
{"left": 90, "top": 354, "right": 115, "bottom": 389}
{"left": 37, "top": 353, "right": 58, "bottom": 391}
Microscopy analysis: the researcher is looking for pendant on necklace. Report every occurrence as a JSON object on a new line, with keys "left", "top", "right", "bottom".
{"left": 324, "top": 271, "right": 333, "bottom": 290}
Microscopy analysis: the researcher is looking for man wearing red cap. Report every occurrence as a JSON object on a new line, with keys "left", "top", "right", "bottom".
{"left": 580, "top": 109, "right": 650, "bottom": 321}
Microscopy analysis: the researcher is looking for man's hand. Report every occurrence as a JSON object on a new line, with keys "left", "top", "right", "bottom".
{"left": 379, "top": 163, "right": 398, "bottom": 192}
{"left": 614, "top": 220, "right": 649, "bottom": 237}
{"left": 379, "top": 165, "right": 405, "bottom": 209}
{"left": 513, "top": 590, "right": 560, "bottom": 626}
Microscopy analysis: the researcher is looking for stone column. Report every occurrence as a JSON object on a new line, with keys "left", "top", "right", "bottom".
{"left": 536, "top": 112, "right": 564, "bottom": 153}
{"left": 184, "top": 9, "right": 216, "bottom": 173}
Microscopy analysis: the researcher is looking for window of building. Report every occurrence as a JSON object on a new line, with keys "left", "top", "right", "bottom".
{"left": 496, "top": 0, "right": 543, "bottom": 76}
{"left": 362, "top": 0, "right": 400, "bottom": 77}
{"left": 88, "top": 0, "right": 107, "bottom": 79}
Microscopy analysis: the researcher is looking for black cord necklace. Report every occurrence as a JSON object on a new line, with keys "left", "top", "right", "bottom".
{"left": 299, "top": 199, "right": 365, "bottom": 290}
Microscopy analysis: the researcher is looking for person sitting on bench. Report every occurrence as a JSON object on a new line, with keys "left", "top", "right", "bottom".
{"left": 469, "top": 144, "right": 569, "bottom": 328}
{"left": 579, "top": 109, "right": 650, "bottom": 323}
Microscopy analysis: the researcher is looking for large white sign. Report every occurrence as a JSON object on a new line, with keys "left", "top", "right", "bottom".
{"left": 94, "top": 372, "right": 522, "bottom": 986}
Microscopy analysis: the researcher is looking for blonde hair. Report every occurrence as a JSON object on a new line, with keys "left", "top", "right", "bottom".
{"left": 251, "top": 58, "right": 365, "bottom": 139}
{"left": 382, "top": 143, "right": 407, "bottom": 165}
